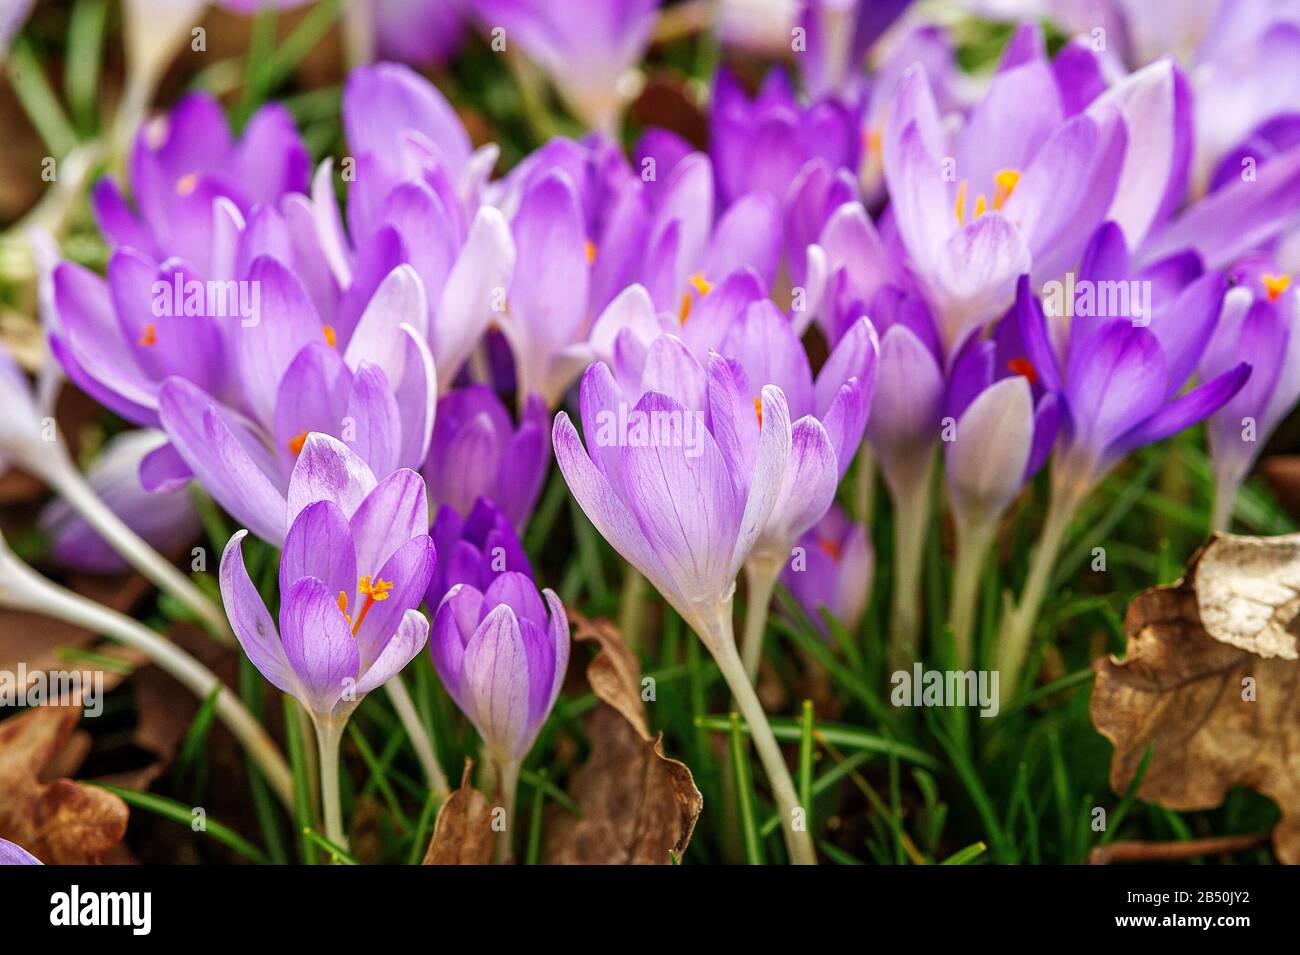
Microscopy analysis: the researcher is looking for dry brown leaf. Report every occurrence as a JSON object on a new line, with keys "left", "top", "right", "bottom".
{"left": 0, "top": 706, "right": 128, "bottom": 863}
{"left": 422, "top": 761, "right": 494, "bottom": 865}
{"left": 1091, "top": 534, "right": 1300, "bottom": 863}
{"left": 542, "top": 613, "right": 702, "bottom": 865}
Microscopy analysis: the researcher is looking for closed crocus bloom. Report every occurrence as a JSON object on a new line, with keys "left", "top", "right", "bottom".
{"left": 424, "top": 385, "right": 549, "bottom": 532}
{"left": 220, "top": 433, "right": 434, "bottom": 847}
{"left": 1201, "top": 258, "right": 1299, "bottom": 530}
{"left": 710, "top": 68, "right": 861, "bottom": 210}
{"left": 0, "top": 837, "right": 41, "bottom": 865}
{"left": 474, "top": 0, "right": 659, "bottom": 135}
{"left": 427, "top": 497, "right": 533, "bottom": 609}
{"left": 781, "top": 505, "right": 873, "bottom": 637}
{"left": 555, "top": 358, "right": 818, "bottom": 865}
{"left": 40, "top": 429, "right": 201, "bottom": 574}
{"left": 430, "top": 572, "right": 567, "bottom": 860}
{"left": 866, "top": 320, "right": 944, "bottom": 667}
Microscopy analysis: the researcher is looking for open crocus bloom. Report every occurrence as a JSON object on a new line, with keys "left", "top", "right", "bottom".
{"left": 149, "top": 263, "right": 436, "bottom": 543}
{"left": 430, "top": 571, "right": 568, "bottom": 765}
{"left": 881, "top": 25, "right": 1191, "bottom": 356}
{"left": 554, "top": 357, "right": 791, "bottom": 643}
{"left": 219, "top": 434, "right": 434, "bottom": 722}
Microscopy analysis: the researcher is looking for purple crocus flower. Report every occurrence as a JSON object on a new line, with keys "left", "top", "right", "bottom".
{"left": 780, "top": 504, "right": 873, "bottom": 637}
{"left": 220, "top": 433, "right": 434, "bottom": 723}
{"left": 371, "top": 0, "right": 469, "bottom": 65}
{"left": 999, "top": 256, "right": 1251, "bottom": 695}
{"left": 143, "top": 263, "right": 435, "bottom": 544}
{"left": 473, "top": 0, "right": 659, "bottom": 133}
{"left": 429, "top": 571, "right": 567, "bottom": 859}
{"left": 881, "top": 34, "right": 1187, "bottom": 356}
{"left": 798, "top": 0, "right": 913, "bottom": 99}
{"left": 0, "top": 837, "right": 41, "bottom": 865}
{"left": 39, "top": 430, "right": 202, "bottom": 574}
{"left": 427, "top": 497, "right": 533, "bottom": 610}
{"left": 553, "top": 335, "right": 816, "bottom": 865}
{"left": 710, "top": 67, "right": 861, "bottom": 209}
{"left": 1201, "top": 257, "right": 1300, "bottom": 530}
{"left": 92, "top": 93, "right": 310, "bottom": 273}
{"left": 424, "top": 385, "right": 549, "bottom": 531}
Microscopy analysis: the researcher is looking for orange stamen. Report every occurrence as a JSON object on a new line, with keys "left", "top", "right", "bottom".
{"left": 992, "top": 168, "right": 1020, "bottom": 209}
{"left": 323, "top": 325, "right": 338, "bottom": 348}
{"left": 954, "top": 180, "right": 969, "bottom": 225}
{"left": 288, "top": 431, "right": 309, "bottom": 456}
{"left": 175, "top": 173, "right": 199, "bottom": 196}
{"left": 584, "top": 239, "right": 597, "bottom": 265}
{"left": 754, "top": 396, "right": 763, "bottom": 429}
{"left": 1263, "top": 273, "right": 1291, "bottom": 302}
{"left": 350, "top": 575, "right": 393, "bottom": 635}
{"left": 818, "top": 537, "right": 842, "bottom": 561}
{"left": 1007, "top": 356, "right": 1038, "bottom": 385}
{"left": 137, "top": 323, "right": 157, "bottom": 347}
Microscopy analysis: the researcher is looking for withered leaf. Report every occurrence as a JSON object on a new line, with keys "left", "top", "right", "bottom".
{"left": 422, "top": 761, "right": 494, "bottom": 865}
{"left": 1092, "top": 534, "right": 1300, "bottom": 863}
{"left": 0, "top": 706, "right": 128, "bottom": 863}
{"left": 543, "top": 613, "right": 702, "bottom": 865}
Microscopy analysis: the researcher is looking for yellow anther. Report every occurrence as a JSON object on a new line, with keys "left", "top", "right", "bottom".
{"left": 585, "top": 239, "right": 597, "bottom": 265}
{"left": 689, "top": 273, "right": 713, "bottom": 297}
{"left": 337, "top": 591, "right": 350, "bottom": 623}
{"left": 973, "top": 193, "right": 988, "bottom": 218}
{"left": 865, "top": 126, "right": 883, "bottom": 159}
{"left": 955, "top": 180, "right": 969, "bottom": 226}
{"left": 1263, "top": 273, "right": 1292, "bottom": 301}
{"left": 323, "top": 325, "right": 338, "bottom": 348}
{"left": 993, "top": 168, "right": 1020, "bottom": 209}
{"left": 138, "top": 322, "right": 157, "bottom": 347}
{"left": 176, "top": 173, "right": 199, "bottom": 197}
{"left": 754, "top": 395, "right": 763, "bottom": 429}
{"left": 289, "top": 431, "right": 309, "bottom": 456}
{"left": 358, "top": 576, "right": 393, "bottom": 601}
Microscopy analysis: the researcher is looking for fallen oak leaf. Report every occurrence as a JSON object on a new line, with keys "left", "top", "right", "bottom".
{"left": 542, "top": 612, "right": 702, "bottom": 865}
{"left": 422, "top": 761, "right": 494, "bottom": 865}
{"left": 1091, "top": 533, "right": 1300, "bottom": 863}
{"left": 0, "top": 705, "right": 128, "bottom": 863}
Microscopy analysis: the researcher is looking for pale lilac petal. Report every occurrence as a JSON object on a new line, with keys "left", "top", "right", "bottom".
{"left": 280, "top": 576, "right": 360, "bottom": 715}
{"left": 220, "top": 530, "right": 295, "bottom": 695}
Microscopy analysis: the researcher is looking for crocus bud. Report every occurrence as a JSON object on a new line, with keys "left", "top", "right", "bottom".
{"left": 427, "top": 497, "right": 533, "bottom": 610}
{"left": 945, "top": 376, "right": 1035, "bottom": 532}
{"left": 781, "top": 505, "right": 873, "bottom": 637}
{"left": 423, "top": 385, "right": 549, "bottom": 533}
{"left": 430, "top": 572, "right": 569, "bottom": 766}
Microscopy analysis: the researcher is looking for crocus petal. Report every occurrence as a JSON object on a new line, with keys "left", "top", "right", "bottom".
{"left": 287, "top": 432, "right": 378, "bottom": 528}
{"left": 461, "top": 604, "right": 530, "bottom": 758}
{"left": 946, "top": 376, "right": 1034, "bottom": 527}
{"left": 349, "top": 467, "right": 430, "bottom": 579}
{"left": 1064, "top": 321, "right": 1166, "bottom": 464}
{"left": 434, "top": 206, "right": 516, "bottom": 386}
{"left": 281, "top": 500, "right": 357, "bottom": 600}
{"left": 1110, "top": 362, "right": 1252, "bottom": 464}
{"left": 352, "top": 534, "right": 436, "bottom": 668}
{"left": 356, "top": 608, "right": 430, "bottom": 696}
{"left": 279, "top": 576, "right": 360, "bottom": 716}
{"left": 236, "top": 256, "right": 325, "bottom": 424}
{"left": 220, "top": 530, "right": 296, "bottom": 695}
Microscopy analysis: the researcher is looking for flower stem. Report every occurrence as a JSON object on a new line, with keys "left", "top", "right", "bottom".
{"left": 740, "top": 557, "right": 781, "bottom": 684}
{"left": 887, "top": 451, "right": 934, "bottom": 672}
{"left": 702, "top": 600, "right": 817, "bottom": 865}
{"left": 383, "top": 675, "right": 450, "bottom": 801}
{"left": 45, "top": 451, "right": 234, "bottom": 645}
{"left": 1210, "top": 465, "right": 1244, "bottom": 534}
{"left": 949, "top": 517, "right": 995, "bottom": 671}
{"left": 997, "top": 482, "right": 1080, "bottom": 703}
{"left": 0, "top": 547, "right": 293, "bottom": 809}
{"left": 313, "top": 718, "right": 347, "bottom": 854}
{"left": 493, "top": 758, "right": 521, "bottom": 865}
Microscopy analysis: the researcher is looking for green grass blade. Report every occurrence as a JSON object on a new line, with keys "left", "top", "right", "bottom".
{"left": 94, "top": 784, "right": 268, "bottom": 864}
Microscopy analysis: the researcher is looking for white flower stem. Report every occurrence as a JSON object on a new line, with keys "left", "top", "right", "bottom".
{"left": 701, "top": 599, "right": 817, "bottom": 865}
{"left": 887, "top": 451, "right": 935, "bottom": 672}
{"left": 493, "top": 757, "right": 522, "bottom": 865}
{"left": 44, "top": 451, "right": 234, "bottom": 645}
{"left": 740, "top": 557, "right": 781, "bottom": 684}
{"left": 949, "top": 517, "right": 996, "bottom": 671}
{"left": 383, "top": 675, "right": 450, "bottom": 801}
{"left": 997, "top": 479, "right": 1083, "bottom": 703}
{"left": 312, "top": 717, "right": 347, "bottom": 853}
{"left": 0, "top": 550, "right": 293, "bottom": 809}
